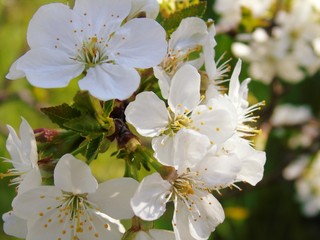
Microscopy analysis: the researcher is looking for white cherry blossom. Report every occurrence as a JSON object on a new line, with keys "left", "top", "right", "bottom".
{"left": 131, "top": 129, "right": 241, "bottom": 240}
{"left": 1, "top": 118, "right": 41, "bottom": 195}
{"left": 6, "top": 0, "right": 167, "bottom": 101}
{"left": 125, "top": 64, "right": 236, "bottom": 164}
{"left": 12, "top": 154, "right": 139, "bottom": 240}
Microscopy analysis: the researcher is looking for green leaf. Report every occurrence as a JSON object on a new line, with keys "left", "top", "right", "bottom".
{"left": 72, "top": 91, "right": 97, "bottom": 114}
{"left": 84, "top": 134, "right": 111, "bottom": 162}
{"left": 103, "top": 100, "right": 114, "bottom": 116}
{"left": 41, "top": 104, "right": 81, "bottom": 128}
{"left": 63, "top": 115, "right": 103, "bottom": 135}
{"left": 162, "top": 1, "right": 207, "bottom": 34}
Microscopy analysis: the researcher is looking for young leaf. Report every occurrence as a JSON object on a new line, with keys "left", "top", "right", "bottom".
{"left": 41, "top": 104, "right": 81, "bottom": 128}
{"left": 162, "top": 1, "right": 207, "bottom": 34}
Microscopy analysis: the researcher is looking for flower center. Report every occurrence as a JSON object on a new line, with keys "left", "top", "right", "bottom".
{"left": 76, "top": 37, "right": 111, "bottom": 67}
{"left": 162, "top": 45, "right": 202, "bottom": 76}
{"left": 164, "top": 107, "right": 192, "bottom": 135}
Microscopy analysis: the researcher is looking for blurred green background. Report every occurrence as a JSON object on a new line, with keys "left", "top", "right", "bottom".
{"left": 1, "top": 0, "right": 320, "bottom": 239}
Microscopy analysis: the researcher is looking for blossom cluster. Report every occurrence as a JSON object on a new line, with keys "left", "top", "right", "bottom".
{"left": 283, "top": 152, "right": 320, "bottom": 217}
{"left": 1, "top": 0, "right": 266, "bottom": 239}
{"left": 214, "top": 0, "right": 320, "bottom": 84}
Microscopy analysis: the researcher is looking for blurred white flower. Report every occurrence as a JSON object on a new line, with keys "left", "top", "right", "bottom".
{"left": 12, "top": 154, "right": 139, "bottom": 240}
{"left": 131, "top": 129, "right": 241, "bottom": 240}
{"left": 6, "top": 0, "right": 167, "bottom": 101}
{"left": 285, "top": 152, "right": 320, "bottom": 217}
{"left": 1, "top": 118, "right": 41, "bottom": 195}
{"left": 271, "top": 104, "right": 312, "bottom": 127}
{"left": 214, "top": 0, "right": 273, "bottom": 33}
{"left": 232, "top": 0, "right": 320, "bottom": 84}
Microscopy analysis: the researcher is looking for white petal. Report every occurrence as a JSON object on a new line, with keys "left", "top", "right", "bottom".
{"left": 203, "top": 24, "right": 218, "bottom": 80}
{"left": 172, "top": 198, "right": 195, "bottom": 240}
{"left": 74, "top": 0, "right": 130, "bottom": 38}
{"left": 5, "top": 118, "right": 38, "bottom": 173}
{"left": 18, "top": 168, "right": 42, "bottom": 195}
{"left": 27, "top": 3, "right": 79, "bottom": 54}
{"left": 54, "top": 154, "right": 98, "bottom": 194}
{"left": 127, "top": 0, "right": 160, "bottom": 20}
{"left": 6, "top": 58, "right": 25, "bottom": 80}
{"left": 153, "top": 66, "right": 171, "bottom": 99}
{"left": 15, "top": 48, "right": 84, "bottom": 88}
{"left": 152, "top": 135, "right": 175, "bottom": 167}
{"left": 191, "top": 99, "right": 237, "bottom": 144}
{"left": 88, "top": 177, "right": 139, "bottom": 220}
{"left": 79, "top": 211, "right": 124, "bottom": 240}
{"left": 26, "top": 209, "right": 72, "bottom": 240}
{"left": 226, "top": 136, "right": 266, "bottom": 185}
{"left": 108, "top": 18, "right": 167, "bottom": 68}
{"left": 78, "top": 64, "right": 140, "bottom": 101}
{"left": 131, "top": 173, "right": 171, "bottom": 221}
{"left": 172, "top": 129, "right": 211, "bottom": 173}
{"left": 2, "top": 211, "right": 28, "bottom": 238}
{"left": 168, "top": 64, "right": 200, "bottom": 114}
{"left": 188, "top": 192, "right": 225, "bottom": 239}
{"left": 12, "top": 186, "right": 62, "bottom": 220}
{"left": 237, "top": 148, "right": 266, "bottom": 185}
{"left": 228, "top": 59, "right": 242, "bottom": 99}
{"left": 19, "top": 117, "right": 38, "bottom": 168}
{"left": 125, "top": 92, "right": 169, "bottom": 137}
{"left": 169, "top": 17, "right": 208, "bottom": 51}
{"left": 196, "top": 150, "right": 241, "bottom": 188}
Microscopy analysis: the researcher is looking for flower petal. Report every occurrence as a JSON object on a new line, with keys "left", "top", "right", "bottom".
{"left": 26, "top": 209, "right": 72, "bottom": 240}
{"left": 131, "top": 173, "right": 171, "bottom": 221}
{"left": 127, "top": 0, "right": 160, "bottom": 20}
{"left": 172, "top": 129, "right": 211, "bottom": 173}
{"left": 108, "top": 18, "right": 167, "bottom": 68}
{"left": 2, "top": 211, "right": 27, "bottom": 239}
{"left": 78, "top": 64, "right": 140, "bottom": 101}
{"left": 169, "top": 17, "right": 208, "bottom": 51}
{"left": 196, "top": 149, "right": 241, "bottom": 188}
{"left": 14, "top": 48, "right": 84, "bottom": 88}
{"left": 172, "top": 197, "right": 195, "bottom": 240}
{"left": 54, "top": 154, "right": 98, "bottom": 194}
{"left": 153, "top": 66, "right": 171, "bottom": 99}
{"left": 12, "top": 186, "right": 62, "bottom": 220}
{"left": 6, "top": 119, "right": 36, "bottom": 171}
{"left": 168, "top": 64, "right": 201, "bottom": 114}
{"left": 125, "top": 92, "right": 169, "bottom": 137}
{"left": 6, "top": 58, "right": 25, "bottom": 80}
{"left": 18, "top": 168, "right": 42, "bottom": 195}
{"left": 191, "top": 99, "right": 237, "bottom": 144}
{"left": 19, "top": 117, "right": 38, "bottom": 168}
{"left": 79, "top": 211, "right": 124, "bottom": 240}
{"left": 188, "top": 192, "right": 225, "bottom": 239}
{"left": 152, "top": 135, "right": 175, "bottom": 167}
{"left": 223, "top": 136, "right": 266, "bottom": 185}
{"left": 88, "top": 177, "right": 139, "bottom": 220}
{"left": 74, "top": 0, "right": 130, "bottom": 38}
{"left": 27, "top": 3, "right": 79, "bottom": 54}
